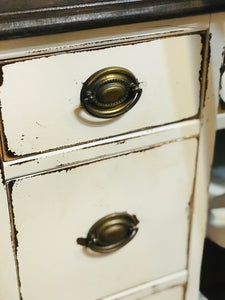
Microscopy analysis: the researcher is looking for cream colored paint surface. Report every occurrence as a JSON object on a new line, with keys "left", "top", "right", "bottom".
{"left": 103, "top": 270, "right": 187, "bottom": 300}
{"left": 4, "top": 119, "right": 200, "bottom": 180}
{"left": 0, "top": 14, "right": 215, "bottom": 300}
{"left": 0, "top": 172, "right": 19, "bottom": 300}
{"left": 140, "top": 286, "right": 183, "bottom": 300}
{"left": 11, "top": 138, "right": 197, "bottom": 300}
{"left": 185, "top": 13, "right": 222, "bottom": 300}
{"left": 0, "top": 34, "right": 201, "bottom": 157}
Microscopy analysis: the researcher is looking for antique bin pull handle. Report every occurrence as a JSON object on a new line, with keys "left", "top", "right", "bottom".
{"left": 80, "top": 67, "right": 142, "bottom": 119}
{"left": 77, "top": 212, "right": 139, "bottom": 253}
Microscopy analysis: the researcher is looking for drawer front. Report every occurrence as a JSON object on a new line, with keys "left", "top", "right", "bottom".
{"left": 0, "top": 33, "right": 202, "bottom": 157}
{"left": 10, "top": 138, "right": 197, "bottom": 300}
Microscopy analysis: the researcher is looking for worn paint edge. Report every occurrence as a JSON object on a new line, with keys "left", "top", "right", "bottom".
{"left": 5, "top": 181, "right": 23, "bottom": 300}
{"left": 183, "top": 27, "right": 211, "bottom": 300}
{"left": 1, "top": 113, "right": 200, "bottom": 163}
{"left": 5, "top": 137, "right": 196, "bottom": 300}
{"left": 0, "top": 132, "right": 22, "bottom": 299}
{"left": 200, "top": 30, "right": 211, "bottom": 110}
{"left": 6, "top": 135, "right": 198, "bottom": 183}
{"left": 182, "top": 136, "right": 200, "bottom": 300}
{"left": 0, "top": 66, "right": 3, "bottom": 86}
{"left": 0, "top": 30, "right": 204, "bottom": 160}
{"left": 0, "top": 102, "right": 17, "bottom": 159}
{"left": 4, "top": 119, "right": 200, "bottom": 168}
{"left": 186, "top": 28, "right": 211, "bottom": 264}
{"left": 0, "top": 28, "right": 206, "bottom": 63}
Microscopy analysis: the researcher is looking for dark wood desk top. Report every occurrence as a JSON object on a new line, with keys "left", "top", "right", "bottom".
{"left": 1, "top": 0, "right": 225, "bottom": 40}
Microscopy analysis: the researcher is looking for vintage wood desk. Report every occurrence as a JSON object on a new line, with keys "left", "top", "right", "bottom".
{"left": 1, "top": 2, "right": 225, "bottom": 300}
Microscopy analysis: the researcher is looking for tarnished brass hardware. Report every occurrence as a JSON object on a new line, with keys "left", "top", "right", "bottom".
{"left": 77, "top": 212, "right": 139, "bottom": 253}
{"left": 80, "top": 67, "right": 142, "bottom": 118}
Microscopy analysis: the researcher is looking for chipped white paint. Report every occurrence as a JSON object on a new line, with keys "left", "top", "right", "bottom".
{"left": 102, "top": 270, "right": 187, "bottom": 300}
{"left": 0, "top": 15, "right": 210, "bottom": 61}
{"left": 185, "top": 16, "right": 217, "bottom": 300}
{"left": 4, "top": 119, "right": 200, "bottom": 180}
{"left": 0, "top": 171, "right": 20, "bottom": 300}
{"left": 0, "top": 33, "right": 202, "bottom": 157}
{"left": 200, "top": 13, "right": 225, "bottom": 255}
{"left": 11, "top": 138, "right": 197, "bottom": 300}
{"left": 0, "top": 13, "right": 218, "bottom": 300}
{"left": 186, "top": 12, "right": 225, "bottom": 300}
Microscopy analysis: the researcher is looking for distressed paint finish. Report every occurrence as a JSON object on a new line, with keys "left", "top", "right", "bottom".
{"left": 186, "top": 13, "right": 225, "bottom": 300}
{"left": 0, "top": 15, "right": 209, "bottom": 61}
{"left": 10, "top": 138, "right": 197, "bottom": 300}
{"left": 0, "top": 14, "right": 215, "bottom": 300}
{"left": 0, "top": 169, "right": 20, "bottom": 299}
{"left": 0, "top": 32, "right": 202, "bottom": 157}
{"left": 3, "top": 119, "right": 200, "bottom": 180}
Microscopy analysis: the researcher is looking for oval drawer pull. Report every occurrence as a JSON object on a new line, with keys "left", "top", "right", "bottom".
{"left": 80, "top": 67, "right": 142, "bottom": 118}
{"left": 77, "top": 212, "right": 139, "bottom": 253}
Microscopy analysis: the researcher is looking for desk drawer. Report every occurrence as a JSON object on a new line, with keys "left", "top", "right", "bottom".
{"left": 10, "top": 138, "right": 197, "bottom": 300}
{"left": 0, "top": 33, "right": 202, "bottom": 158}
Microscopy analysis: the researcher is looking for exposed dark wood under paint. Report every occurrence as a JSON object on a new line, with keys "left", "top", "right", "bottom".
{"left": 0, "top": 0, "right": 225, "bottom": 40}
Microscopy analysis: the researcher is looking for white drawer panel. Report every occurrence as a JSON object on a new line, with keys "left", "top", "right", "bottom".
{"left": 11, "top": 138, "right": 197, "bottom": 300}
{"left": 0, "top": 33, "right": 202, "bottom": 157}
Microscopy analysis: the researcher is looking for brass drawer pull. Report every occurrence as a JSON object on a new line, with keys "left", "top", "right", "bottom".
{"left": 77, "top": 212, "right": 139, "bottom": 253}
{"left": 80, "top": 67, "right": 142, "bottom": 118}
